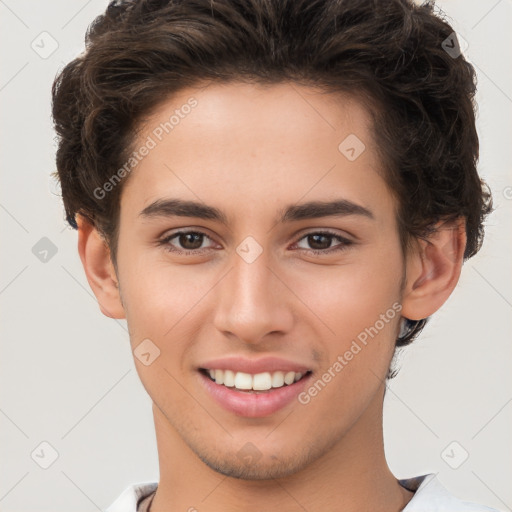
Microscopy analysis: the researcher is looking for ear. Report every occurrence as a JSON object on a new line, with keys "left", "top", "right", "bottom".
{"left": 400, "top": 218, "right": 466, "bottom": 321}
{"left": 76, "top": 215, "right": 126, "bottom": 319}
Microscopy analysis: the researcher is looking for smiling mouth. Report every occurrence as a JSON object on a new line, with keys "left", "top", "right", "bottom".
{"left": 199, "top": 368, "right": 312, "bottom": 393}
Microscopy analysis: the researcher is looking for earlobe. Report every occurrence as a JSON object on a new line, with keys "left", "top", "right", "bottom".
{"left": 76, "top": 215, "right": 126, "bottom": 319}
{"left": 400, "top": 218, "right": 467, "bottom": 321}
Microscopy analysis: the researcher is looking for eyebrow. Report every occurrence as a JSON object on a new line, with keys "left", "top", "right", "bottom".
{"left": 138, "top": 198, "right": 374, "bottom": 224}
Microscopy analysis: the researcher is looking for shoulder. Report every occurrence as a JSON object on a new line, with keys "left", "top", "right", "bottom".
{"left": 105, "top": 481, "right": 158, "bottom": 512}
{"left": 401, "top": 474, "right": 500, "bottom": 512}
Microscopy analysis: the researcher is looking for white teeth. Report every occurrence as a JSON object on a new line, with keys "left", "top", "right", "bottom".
{"left": 205, "top": 369, "right": 308, "bottom": 391}
{"left": 271, "top": 371, "right": 284, "bottom": 388}
{"left": 214, "top": 369, "right": 224, "bottom": 385}
{"left": 284, "top": 371, "right": 295, "bottom": 385}
{"left": 223, "top": 369, "right": 235, "bottom": 387}
{"left": 234, "top": 371, "right": 253, "bottom": 390}
{"left": 253, "top": 372, "right": 272, "bottom": 391}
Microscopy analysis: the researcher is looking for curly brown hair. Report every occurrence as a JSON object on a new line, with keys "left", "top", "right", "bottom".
{"left": 51, "top": 0, "right": 492, "bottom": 348}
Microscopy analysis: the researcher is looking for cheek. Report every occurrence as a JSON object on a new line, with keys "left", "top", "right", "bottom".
{"left": 294, "top": 244, "right": 403, "bottom": 342}
{"left": 295, "top": 263, "right": 401, "bottom": 429}
{"left": 291, "top": 241, "right": 402, "bottom": 410}
{"left": 117, "top": 246, "right": 215, "bottom": 341}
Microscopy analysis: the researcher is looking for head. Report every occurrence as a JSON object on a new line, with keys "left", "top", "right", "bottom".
{"left": 52, "top": 0, "right": 492, "bottom": 480}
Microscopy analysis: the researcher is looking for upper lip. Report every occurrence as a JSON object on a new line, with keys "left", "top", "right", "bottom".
{"left": 199, "top": 356, "right": 312, "bottom": 375}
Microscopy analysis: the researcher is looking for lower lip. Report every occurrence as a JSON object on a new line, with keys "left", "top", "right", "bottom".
{"left": 198, "top": 371, "right": 312, "bottom": 418}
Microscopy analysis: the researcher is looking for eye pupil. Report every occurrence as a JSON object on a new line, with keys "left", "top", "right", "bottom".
{"left": 309, "top": 234, "right": 331, "bottom": 250}
{"left": 180, "top": 232, "right": 203, "bottom": 250}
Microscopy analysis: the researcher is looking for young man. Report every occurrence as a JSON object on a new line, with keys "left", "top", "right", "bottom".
{"left": 51, "top": 0, "right": 495, "bottom": 510}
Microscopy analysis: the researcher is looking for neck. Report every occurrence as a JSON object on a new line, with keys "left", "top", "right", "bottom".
{"left": 149, "top": 383, "right": 413, "bottom": 512}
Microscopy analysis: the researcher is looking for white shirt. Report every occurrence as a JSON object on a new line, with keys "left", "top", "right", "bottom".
{"left": 105, "top": 474, "right": 500, "bottom": 512}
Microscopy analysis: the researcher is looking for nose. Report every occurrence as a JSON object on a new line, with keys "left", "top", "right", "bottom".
{"left": 212, "top": 246, "right": 294, "bottom": 344}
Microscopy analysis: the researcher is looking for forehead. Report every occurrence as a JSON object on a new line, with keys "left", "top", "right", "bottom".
{"left": 142, "top": 81, "right": 374, "bottom": 150}
{"left": 121, "top": 81, "right": 392, "bottom": 222}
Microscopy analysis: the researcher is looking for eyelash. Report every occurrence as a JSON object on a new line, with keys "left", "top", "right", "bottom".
{"left": 157, "top": 229, "right": 353, "bottom": 256}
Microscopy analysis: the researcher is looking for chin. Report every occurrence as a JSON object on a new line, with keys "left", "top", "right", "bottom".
{"left": 195, "top": 445, "right": 316, "bottom": 481}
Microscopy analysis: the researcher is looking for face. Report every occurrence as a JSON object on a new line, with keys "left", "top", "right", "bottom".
{"left": 114, "top": 81, "right": 406, "bottom": 479}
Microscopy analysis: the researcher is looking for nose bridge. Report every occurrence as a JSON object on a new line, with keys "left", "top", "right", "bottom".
{"left": 213, "top": 241, "right": 292, "bottom": 342}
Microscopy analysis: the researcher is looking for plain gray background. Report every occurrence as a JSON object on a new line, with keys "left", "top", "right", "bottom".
{"left": 1, "top": 1, "right": 511, "bottom": 511}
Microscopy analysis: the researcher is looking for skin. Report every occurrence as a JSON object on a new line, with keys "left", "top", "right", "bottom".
{"left": 77, "top": 81, "right": 466, "bottom": 512}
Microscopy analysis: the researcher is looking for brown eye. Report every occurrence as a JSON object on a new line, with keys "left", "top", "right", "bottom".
{"left": 159, "top": 230, "right": 215, "bottom": 254}
{"left": 307, "top": 234, "right": 334, "bottom": 250}
{"left": 295, "top": 231, "right": 353, "bottom": 255}
{"left": 177, "top": 232, "right": 204, "bottom": 250}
